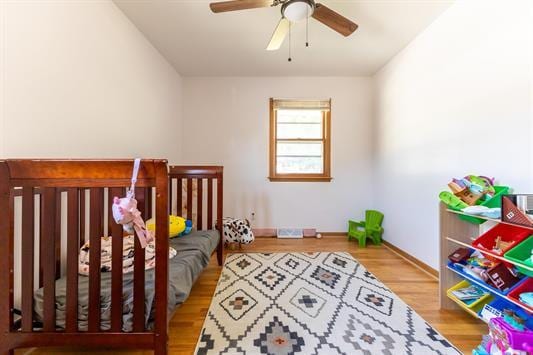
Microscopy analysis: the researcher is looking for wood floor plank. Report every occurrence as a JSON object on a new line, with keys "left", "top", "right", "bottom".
{"left": 21, "top": 236, "right": 485, "bottom": 354}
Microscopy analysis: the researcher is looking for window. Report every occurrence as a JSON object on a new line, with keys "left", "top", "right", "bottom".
{"left": 269, "top": 98, "right": 331, "bottom": 182}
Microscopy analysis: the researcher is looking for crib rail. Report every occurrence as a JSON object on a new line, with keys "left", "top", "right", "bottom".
{"left": 0, "top": 160, "right": 169, "bottom": 354}
{"left": 168, "top": 165, "right": 223, "bottom": 266}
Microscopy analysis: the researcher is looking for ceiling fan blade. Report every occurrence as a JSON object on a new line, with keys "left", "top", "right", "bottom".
{"left": 266, "top": 18, "right": 290, "bottom": 51}
{"left": 210, "top": 0, "right": 272, "bottom": 13}
{"left": 312, "top": 3, "right": 358, "bottom": 37}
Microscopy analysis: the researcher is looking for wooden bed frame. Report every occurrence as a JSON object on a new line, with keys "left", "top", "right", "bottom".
{"left": 0, "top": 160, "right": 224, "bottom": 355}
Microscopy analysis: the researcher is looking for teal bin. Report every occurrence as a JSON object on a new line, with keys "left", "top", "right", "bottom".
{"left": 452, "top": 186, "right": 509, "bottom": 224}
{"left": 504, "top": 236, "right": 533, "bottom": 277}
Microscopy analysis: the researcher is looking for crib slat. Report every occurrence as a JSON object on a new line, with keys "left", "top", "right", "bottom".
{"left": 38, "top": 195, "right": 44, "bottom": 288}
{"left": 207, "top": 179, "right": 213, "bottom": 230}
{"left": 54, "top": 190, "right": 61, "bottom": 279}
{"left": 217, "top": 176, "right": 223, "bottom": 265}
{"left": 145, "top": 187, "right": 153, "bottom": 220}
{"left": 80, "top": 189, "right": 85, "bottom": 246}
{"left": 197, "top": 179, "right": 203, "bottom": 230}
{"left": 65, "top": 188, "right": 79, "bottom": 332}
{"left": 88, "top": 188, "right": 102, "bottom": 332}
{"left": 41, "top": 188, "right": 56, "bottom": 332}
{"left": 177, "top": 178, "right": 182, "bottom": 216}
{"left": 21, "top": 187, "right": 34, "bottom": 332}
{"left": 107, "top": 189, "right": 113, "bottom": 237}
{"left": 168, "top": 178, "right": 173, "bottom": 214}
{"left": 133, "top": 188, "right": 146, "bottom": 332}
{"left": 109, "top": 187, "right": 124, "bottom": 332}
{"left": 186, "top": 178, "right": 193, "bottom": 221}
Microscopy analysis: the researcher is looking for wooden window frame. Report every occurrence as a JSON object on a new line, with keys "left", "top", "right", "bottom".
{"left": 269, "top": 98, "right": 332, "bottom": 182}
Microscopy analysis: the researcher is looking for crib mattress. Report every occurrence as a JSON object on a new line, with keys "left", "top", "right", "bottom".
{"left": 33, "top": 230, "right": 219, "bottom": 331}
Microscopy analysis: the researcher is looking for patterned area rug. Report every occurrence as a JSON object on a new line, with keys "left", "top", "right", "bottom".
{"left": 195, "top": 252, "right": 460, "bottom": 354}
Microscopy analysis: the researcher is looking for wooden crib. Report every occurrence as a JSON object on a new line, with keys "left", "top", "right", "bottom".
{"left": 0, "top": 160, "right": 224, "bottom": 355}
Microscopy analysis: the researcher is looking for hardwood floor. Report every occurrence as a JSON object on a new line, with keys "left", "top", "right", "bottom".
{"left": 22, "top": 236, "right": 485, "bottom": 354}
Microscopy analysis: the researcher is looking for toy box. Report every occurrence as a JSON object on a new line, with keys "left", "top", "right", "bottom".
{"left": 504, "top": 236, "right": 533, "bottom": 277}
{"left": 507, "top": 277, "right": 533, "bottom": 312}
{"left": 458, "top": 186, "right": 509, "bottom": 224}
{"left": 472, "top": 224, "right": 530, "bottom": 262}
{"left": 479, "top": 297, "right": 533, "bottom": 330}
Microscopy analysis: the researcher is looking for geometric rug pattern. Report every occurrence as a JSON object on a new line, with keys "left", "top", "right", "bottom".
{"left": 195, "top": 252, "right": 460, "bottom": 354}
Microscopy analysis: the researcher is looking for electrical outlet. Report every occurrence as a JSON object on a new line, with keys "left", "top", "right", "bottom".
{"left": 251, "top": 212, "right": 255, "bottom": 221}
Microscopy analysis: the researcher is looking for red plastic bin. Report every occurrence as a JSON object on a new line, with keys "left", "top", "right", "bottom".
{"left": 508, "top": 277, "right": 533, "bottom": 312}
{"left": 472, "top": 224, "right": 530, "bottom": 262}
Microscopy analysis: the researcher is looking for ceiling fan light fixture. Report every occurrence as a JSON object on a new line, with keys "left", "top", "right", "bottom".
{"left": 282, "top": 0, "right": 314, "bottom": 22}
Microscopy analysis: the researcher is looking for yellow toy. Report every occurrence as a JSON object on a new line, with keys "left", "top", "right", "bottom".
{"left": 146, "top": 215, "right": 185, "bottom": 238}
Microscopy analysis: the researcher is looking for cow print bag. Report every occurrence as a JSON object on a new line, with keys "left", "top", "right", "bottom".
{"left": 222, "top": 217, "right": 254, "bottom": 245}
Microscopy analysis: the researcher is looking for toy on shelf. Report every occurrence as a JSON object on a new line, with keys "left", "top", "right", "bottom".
{"left": 447, "top": 175, "right": 495, "bottom": 206}
{"left": 452, "top": 250, "right": 524, "bottom": 293}
{"left": 479, "top": 297, "right": 533, "bottom": 329}
{"left": 448, "top": 247, "right": 471, "bottom": 263}
{"left": 467, "top": 175, "right": 496, "bottom": 196}
{"left": 519, "top": 292, "right": 533, "bottom": 307}
{"left": 348, "top": 210, "right": 384, "bottom": 247}
{"left": 448, "top": 179, "right": 482, "bottom": 206}
{"left": 438, "top": 174, "right": 510, "bottom": 224}
{"left": 502, "top": 194, "right": 533, "bottom": 227}
{"left": 468, "top": 250, "right": 499, "bottom": 269}
{"left": 472, "top": 223, "right": 530, "bottom": 262}
{"left": 486, "top": 263, "right": 521, "bottom": 292}
{"left": 462, "top": 206, "right": 501, "bottom": 219}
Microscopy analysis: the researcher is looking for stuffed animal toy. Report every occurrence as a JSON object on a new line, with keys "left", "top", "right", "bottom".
{"left": 222, "top": 217, "right": 254, "bottom": 246}
{"left": 112, "top": 195, "right": 153, "bottom": 248}
{"left": 111, "top": 159, "right": 153, "bottom": 248}
{"left": 180, "top": 219, "right": 193, "bottom": 236}
{"left": 146, "top": 215, "right": 190, "bottom": 238}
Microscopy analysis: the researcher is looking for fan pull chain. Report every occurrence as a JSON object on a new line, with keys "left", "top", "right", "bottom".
{"left": 288, "top": 21, "right": 292, "bottom": 62}
{"left": 306, "top": 6, "right": 309, "bottom": 47}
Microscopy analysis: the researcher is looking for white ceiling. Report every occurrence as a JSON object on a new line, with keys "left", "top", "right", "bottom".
{"left": 114, "top": 0, "right": 453, "bottom": 76}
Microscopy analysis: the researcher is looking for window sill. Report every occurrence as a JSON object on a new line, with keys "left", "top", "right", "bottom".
{"left": 268, "top": 176, "right": 332, "bottom": 182}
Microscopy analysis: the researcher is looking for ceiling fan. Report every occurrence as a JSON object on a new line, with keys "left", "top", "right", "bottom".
{"left": 209, "top": 0, "right": 358, "bottom": 52}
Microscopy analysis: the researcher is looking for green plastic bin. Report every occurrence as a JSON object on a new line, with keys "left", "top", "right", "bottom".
{"left": 504, "top": 235, "right": 533, "bottom": 277}
{"left": 451, "top": 185, "right": 509, "bottom": 224}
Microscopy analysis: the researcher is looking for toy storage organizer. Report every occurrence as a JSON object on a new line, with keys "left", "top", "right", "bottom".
{"left": 439, "top": 203, "right": 532, "bottom": 326}
{"left": 449, "top": 186, "right": 509, "bottom": 224}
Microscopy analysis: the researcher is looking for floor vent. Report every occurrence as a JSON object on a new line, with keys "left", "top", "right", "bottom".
{"left": 277, "top": 228, "right": 304, "bottom": 239}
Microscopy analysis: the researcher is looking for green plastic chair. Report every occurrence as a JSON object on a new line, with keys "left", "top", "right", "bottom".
{"left": 348, "top": 210, "right": 384, "bottom": 247}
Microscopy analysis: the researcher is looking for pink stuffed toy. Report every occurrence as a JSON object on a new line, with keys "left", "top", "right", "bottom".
{"left": 111, "top": 159, "right": 153, "bottom": 248}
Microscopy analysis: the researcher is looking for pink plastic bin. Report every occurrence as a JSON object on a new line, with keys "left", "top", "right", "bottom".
{"left": 486, "top": 317, "right": 533, "bottom": 354}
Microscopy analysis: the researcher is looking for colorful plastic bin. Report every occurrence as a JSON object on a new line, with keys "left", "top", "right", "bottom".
{"left": 454, "top": 186, "right": 509, "bottom": 224}
{"left": 504, "top": 236, "right": 533, "bottom": 277}
{"left": 486, "top": 317, "right": 533, "bottom": 354}
{"left": 446, "top": 280, "right": 493, "bottom": 313}
{"left": 448, "top": 261, "right": 529, "bottom": 295}
{"left": 507, "top": 277, "right": 533, "bottom": 312}
{"left": 480, "top": 297, "right": 533, "bottom": 330}
{"left": 472, "top": 224, "right": 530, "bottom": 262}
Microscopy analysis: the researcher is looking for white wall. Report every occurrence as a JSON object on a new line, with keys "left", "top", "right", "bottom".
{"left": 182, "top": 77, "right": 374, "bottom": 232}
{"left": 2, "top": 0, "right": 183, "bottom": 162}
{"left": 373, "top": 0, "right": 533, "bottom": 269}
{"left": 1, "top": 0, "right": 184, "bottom": 308}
